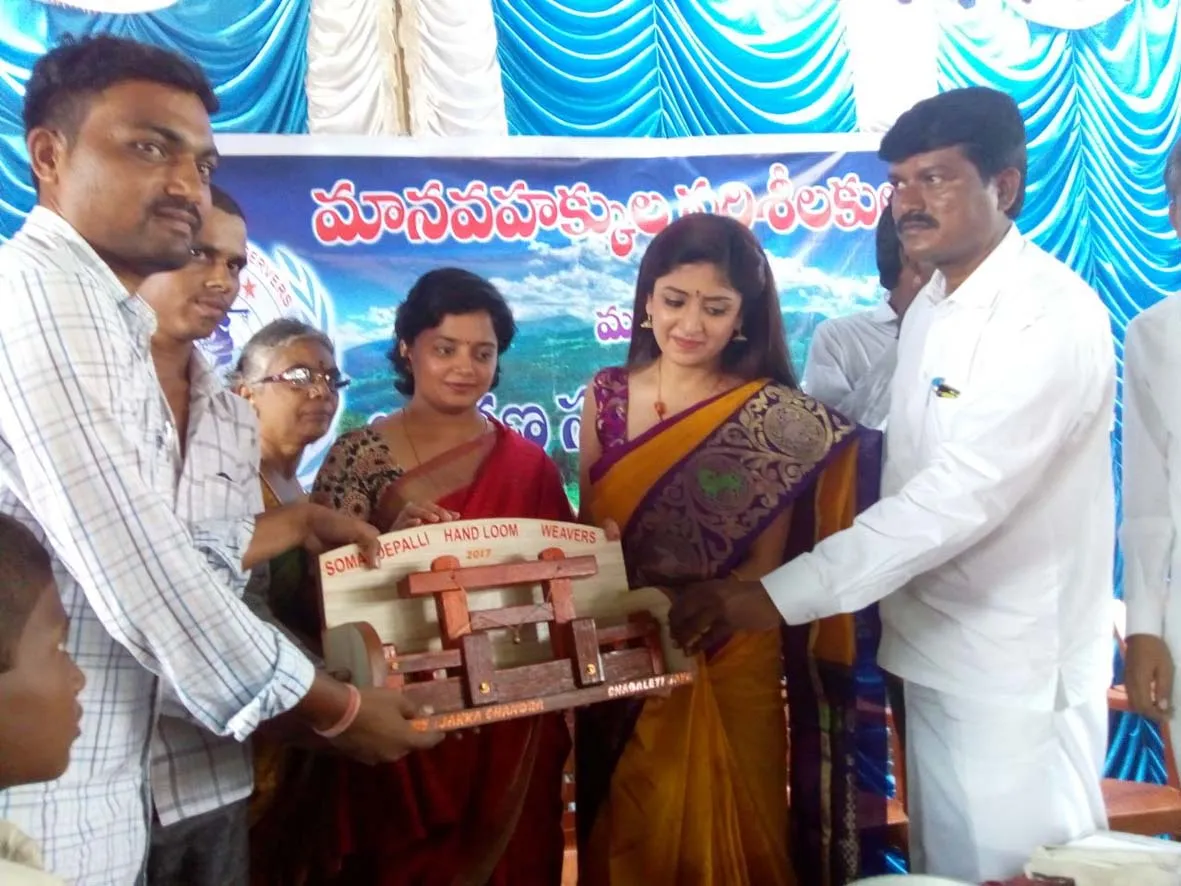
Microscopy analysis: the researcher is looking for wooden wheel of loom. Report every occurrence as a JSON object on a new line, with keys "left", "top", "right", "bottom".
{"left": 322, "top": 622, "right": 387, "bottom": 688}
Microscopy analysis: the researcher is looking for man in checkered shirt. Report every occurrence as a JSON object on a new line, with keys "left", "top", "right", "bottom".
{"left": 137, "top": 184, "right": 298, "bottom": 885}
{"left": 0, "top": 36, "right": 441, "bottom": 886}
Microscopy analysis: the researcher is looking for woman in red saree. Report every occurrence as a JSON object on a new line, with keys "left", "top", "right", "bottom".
{"left": 308, "top": 268, "right": 572, "bottom": 885}
{"left": 575, "top": 215, "right": 889, "bottom": 885}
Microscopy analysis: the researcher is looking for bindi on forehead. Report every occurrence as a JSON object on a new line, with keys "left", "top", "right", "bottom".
{"left": 662, "top": 284, "right": 739, "bottom": 302}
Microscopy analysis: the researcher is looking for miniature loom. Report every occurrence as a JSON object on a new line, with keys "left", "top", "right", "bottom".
{"left": 318, "top": 518, "right": 693, "bottom": 732}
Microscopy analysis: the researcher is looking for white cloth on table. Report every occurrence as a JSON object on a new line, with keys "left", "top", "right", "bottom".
{"left": 1028, "top": 831, "right": 1181, "bottom": 886}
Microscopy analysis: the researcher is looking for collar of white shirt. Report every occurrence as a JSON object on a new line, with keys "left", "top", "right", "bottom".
{"left": 924, "top": 223, "right": 1025, "bottom": 310}
{"left": 870, "top": 300, "right": 899, "bottom": 325}
{"left": 188, "top": 349, "right": 225, "bottom": 401}
{"left": 22, "top": 206, "right": 157, "bottom": 332}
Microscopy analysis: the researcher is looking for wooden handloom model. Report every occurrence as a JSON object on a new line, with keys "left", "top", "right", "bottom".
{"left": 318, "top": 518, "right": 693, "bottom": 732}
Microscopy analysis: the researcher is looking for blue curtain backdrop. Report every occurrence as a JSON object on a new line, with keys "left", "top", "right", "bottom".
{"left": 493, "top": 0, "right": 857, "bottom": 136}
{"left": 492, "top": 0, "right": 1181, "bottom": 786}
{"left": 0, "top": 0, "right": 309, "bottom": 236}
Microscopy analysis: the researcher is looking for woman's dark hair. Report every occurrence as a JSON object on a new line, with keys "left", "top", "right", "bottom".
{"left": 879, "top": 86, "right": 1027, "bottom": 220}
{"left": 876, "top": 205, "right": 903, "bottom": 292}
{"left": 389, "top": 268, "right": 517, "bottom": 396}
{"left": 626, "top": 214, "right": 796, "bottom": 388}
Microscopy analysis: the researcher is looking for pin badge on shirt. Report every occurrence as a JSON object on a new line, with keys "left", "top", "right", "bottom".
{"left": 931, "top": 377, "right": 961, "bottom": 399}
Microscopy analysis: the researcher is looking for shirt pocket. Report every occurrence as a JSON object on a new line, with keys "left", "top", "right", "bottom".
{"left": 188, "top": 457, "right": 259, "bottom": 522}
{"left": 117, "top": 363, "right": 177, "bottom": 495}
{"left": 919, "top": 361, "right": 973, "bottom": 452}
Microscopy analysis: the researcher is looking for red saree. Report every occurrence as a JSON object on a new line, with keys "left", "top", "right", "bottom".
{"left": 310, "top": 421, "right": 573, "bottom": 886}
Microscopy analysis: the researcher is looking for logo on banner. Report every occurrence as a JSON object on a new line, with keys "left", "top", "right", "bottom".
{"left": 198, "top": 242, "right": 336, "bottom": 373}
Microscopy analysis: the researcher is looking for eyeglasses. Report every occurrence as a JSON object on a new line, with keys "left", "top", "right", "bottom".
{"left": 255, "top": 366, "right": 350, "bottom": 392}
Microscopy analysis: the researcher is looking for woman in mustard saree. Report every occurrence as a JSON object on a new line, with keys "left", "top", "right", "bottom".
{"left": 576, "top": 214, "right": 888, "bottom": 886}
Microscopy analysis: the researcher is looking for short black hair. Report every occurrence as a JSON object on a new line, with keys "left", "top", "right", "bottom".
{"left": 876, "top": 206, "right": 903, "bottom": 291}
{"left": 23, "top": 34, "right": 218, "bottom": 138}
{"left": 210, "top": 184, "right": 245, "bottom": 222}
{"left": 0, "top": 515, "right": 54, "bottom": 672}
{"left": 389, "top": 268, "right": 517, "bottom": 396}
{"left": 879, "top": 86, "right": 1027, "bottom": 219}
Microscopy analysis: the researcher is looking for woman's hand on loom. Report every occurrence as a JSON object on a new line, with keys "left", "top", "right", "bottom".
{"left": 302, "top": 503, "right": 382, "bottom": 563}
{"left": 391, "top": 502, "right": 459, "bottom": 530}
{"left": 668, "top": 578, "right": 782, "bottom": 655}
{"left": 329, "top": 688, "right": 444, "bottom": 764}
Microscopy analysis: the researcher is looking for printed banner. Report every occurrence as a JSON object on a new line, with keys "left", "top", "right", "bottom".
{"left": 211, "top": 139, "right": 889, "bottom": 505}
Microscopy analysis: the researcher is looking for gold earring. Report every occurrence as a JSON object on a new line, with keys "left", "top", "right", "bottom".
{"left": 640, "top": 314, "right": 653, "bottom": 329}
{"left": 732, "top": 328, "right": 748, "bottom": 342}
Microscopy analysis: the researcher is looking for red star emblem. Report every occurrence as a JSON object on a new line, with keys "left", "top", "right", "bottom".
{"left": 243, "top": 279, "right": 256, "bottom": 298}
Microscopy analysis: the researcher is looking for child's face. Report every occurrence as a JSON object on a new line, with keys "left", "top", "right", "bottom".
{"left": 0, "top": 582, "right": 85, "bottom": 787}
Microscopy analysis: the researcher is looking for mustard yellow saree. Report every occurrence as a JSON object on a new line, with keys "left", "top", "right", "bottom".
{"left": 576, "top": 368, "right": 888, "bottom": 886}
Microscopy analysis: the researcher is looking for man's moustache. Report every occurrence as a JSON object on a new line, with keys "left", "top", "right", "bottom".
{"left": 149, "top": 200, "right": 201, "bottom": 230}
{"left": 899, "top": 215, "right": 937, "bottom": 230}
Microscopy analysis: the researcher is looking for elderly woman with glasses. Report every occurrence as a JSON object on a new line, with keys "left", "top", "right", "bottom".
{"left": 234, "top": 318, "right": 351, "bottom": 523}
{"left": 228, "top": 317, "right": 352, "bottom": 885}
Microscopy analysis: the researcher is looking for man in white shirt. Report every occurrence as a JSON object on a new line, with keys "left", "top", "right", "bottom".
{"left": 671, "top": 86, "right": 1115, "bottom": 882}
{"left": 0, "top": 36, "right": 441, "bottom": 885}
{"left": 803, "top": 209, "right": 931, "bottom": 429}
{"left": 1121, "top": 136, "right": 1181, "bottom": 763}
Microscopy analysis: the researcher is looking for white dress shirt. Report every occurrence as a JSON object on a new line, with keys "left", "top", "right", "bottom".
{"left": 766, "top": 225, "right": 1115, "bottom": 711}
{"left": 803, "top": 300, "right": 899, "bottom": 409}
{"left": 0, "top": 208, "right": 315, "bottom": 885}
{"left": 835, "top": 342, "right": 898, "bottom": 431}
{"left": 1122, "top": 295, "right": 1181, "bottom": 640}
{"left": 149, "top": 353, "right": 264, "bottom": 826}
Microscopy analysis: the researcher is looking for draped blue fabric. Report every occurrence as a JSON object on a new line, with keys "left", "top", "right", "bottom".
{"left": 493, "top": 0, "right": 1181, "bottom": 801}
{"left": 0, "top": 0, "right": 309, "bottom": 237}
{"left": 492, "top": 0, "right": 856, "bottom": 136}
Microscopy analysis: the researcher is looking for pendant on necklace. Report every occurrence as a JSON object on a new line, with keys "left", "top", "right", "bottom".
{"left": 654, "top": 400, "right": 667, "bottom": 420}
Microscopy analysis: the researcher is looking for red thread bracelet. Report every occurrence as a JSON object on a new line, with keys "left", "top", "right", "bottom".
{"left": 314, "top": 683, "right": 361, "bottom": 738}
